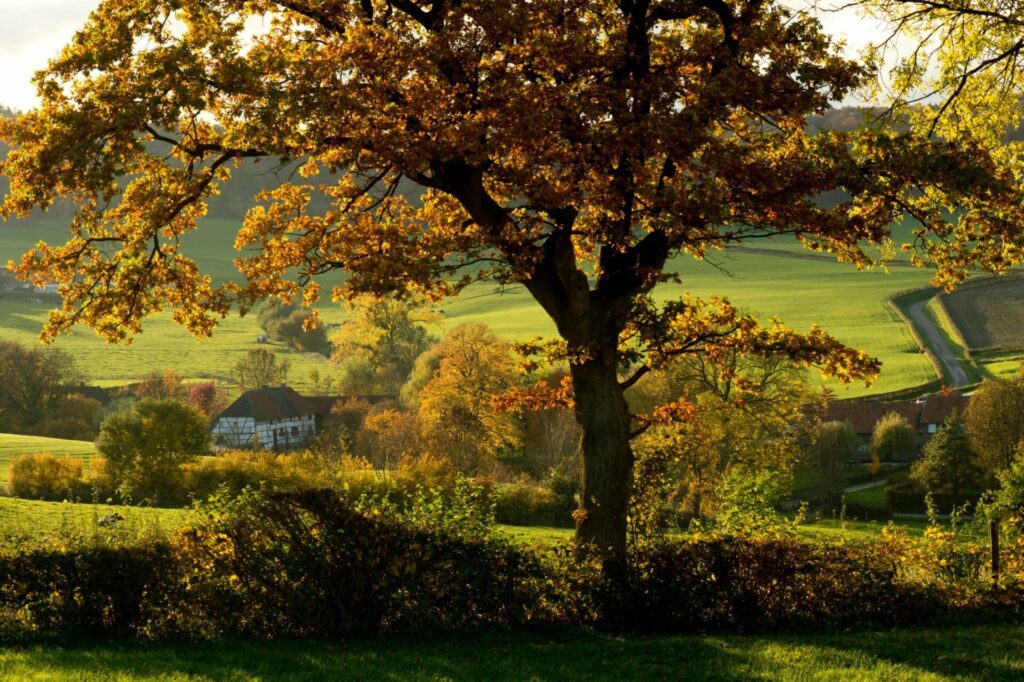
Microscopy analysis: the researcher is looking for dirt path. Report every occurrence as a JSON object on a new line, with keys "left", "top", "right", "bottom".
{"left": 906, "top": 299, "right": 970, "bottom": 387}
{"left": 844, "top": 479, "right": 887, "bottom": 494}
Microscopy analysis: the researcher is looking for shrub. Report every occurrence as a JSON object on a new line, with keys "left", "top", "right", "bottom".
{"left": 886, "top": 483, "right": 981, "bottom": 515}
{"left": 169, "top": 488, "right": 584, "bottom": 637}
{"left": 0, "top": 543, "right": 175, "bottom": 637}
{"left": 494, "top": 483, "right": 574, "bottom": 528}
{"left": 620, "top": 535, "right": 929, "bottom": 630}
{"left": 181, "top": 450, "right": 336, "bottom": 502}
{"left": 1, "top": 489, "right": 1023, "bottom": 640}
{"left": 96, "top": 399, "right": 210, "bottom": 503}
{"left": 8, "top": 454, "right": 87, "bottom": 501}
{"left": 23, "top": 417, "right": 97, "bottom": 441}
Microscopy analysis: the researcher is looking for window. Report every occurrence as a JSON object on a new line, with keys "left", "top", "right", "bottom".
{"left": 291, "top": 426, "right": 299, "bottom": 436}
{"left": 928, "top": 423, "right": 938, "bottom": 434}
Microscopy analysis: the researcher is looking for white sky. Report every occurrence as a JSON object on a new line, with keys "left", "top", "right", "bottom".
{"left": 0, "top": 0, "right": 889, "bottom": 112}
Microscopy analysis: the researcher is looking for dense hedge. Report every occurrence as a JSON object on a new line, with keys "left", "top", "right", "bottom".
{"left": 886, "top": 483, "right": 981, "bottom": 515}
{"left": 1, "top": 489, "right": 1023, "bottom": 640}
{"left": 0, "top": 543, "right": 175, "bottom": 637}
{"left": 625, "top": 538, "right": 926, "bottom": 629}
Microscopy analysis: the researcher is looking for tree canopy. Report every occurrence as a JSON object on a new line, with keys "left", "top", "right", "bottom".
{"left": 3, "top": 0, "right": 1023, "bottom": 567}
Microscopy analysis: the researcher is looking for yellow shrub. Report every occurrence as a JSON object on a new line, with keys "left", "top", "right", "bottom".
{"left": 9, "top": 453, "right": 86, "bottom": 501}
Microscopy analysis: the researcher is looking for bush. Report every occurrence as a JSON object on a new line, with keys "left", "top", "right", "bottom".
{"left": 620, "top": 535, "right": 929, "bottom": 630}
{"left": 494, "top": 483, "right": 574, "bottom": 528}
{"left": 0, "top": 489, "right": 1023, "bottom": 640}
{"left": 169, "top": 488, "right": 584, "bottom": 637}
{"left": 0, "top": 543, "right": 175, "bottom": 637}
{"left": 7, "top": 454, "right": 87, "bottom": 501}
{"left": 180, "top": 450, "right": 338, "bottom": 502}
{"left": 886, "top": 483, "right": 981, "bottom": 515}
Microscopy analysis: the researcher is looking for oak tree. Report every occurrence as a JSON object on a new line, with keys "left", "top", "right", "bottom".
{"left": 3, "top": 1, "right": 1023, "bottom": 571}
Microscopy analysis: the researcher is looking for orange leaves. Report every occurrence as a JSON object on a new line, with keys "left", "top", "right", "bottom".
{"left": 493, "top": 374, "right": 574, "bottom": 412}
{"left": 630, "top": 295, "right": 880, "bottom": 387}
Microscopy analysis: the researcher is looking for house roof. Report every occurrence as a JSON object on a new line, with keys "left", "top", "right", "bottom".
{"left": 61, "top": 385, "right": 111, "bottom": 406}
{"left": 825, "top": 400, "right": 922, "bottom": 436}
{"left": 218, "top": 387, "right": 315, "bottom": 422}
{"left": 824, "top": 391, "right": 970, "bottom": 436}
{"left": 920, "top": 393, "right": 970, "bottom": 424}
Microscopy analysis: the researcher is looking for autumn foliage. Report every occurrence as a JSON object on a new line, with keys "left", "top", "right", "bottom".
{"left": 3, "top": 0, "right": 1024, "bottom": 563}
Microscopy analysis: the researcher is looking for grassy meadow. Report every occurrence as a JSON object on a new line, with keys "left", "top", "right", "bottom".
{"left": 3, "top": 215, "right": 942, "bottom": 397}
{"left": 1, "top": 623, "right": 1021, "bottom": 681}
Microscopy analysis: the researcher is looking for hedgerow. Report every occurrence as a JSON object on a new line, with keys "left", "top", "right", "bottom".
{"left": 0, "top": 488, "right": 1023, "bottom": 640}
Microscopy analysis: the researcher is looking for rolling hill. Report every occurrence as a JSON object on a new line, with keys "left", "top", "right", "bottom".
{"left": 0, "top": 214, "right": 949, "bottom": 398}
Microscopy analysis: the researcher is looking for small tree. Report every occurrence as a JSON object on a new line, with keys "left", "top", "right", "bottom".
{"left": 966, "top": 379, "right": 1024, "bottom": 478}
{"left": 414, "top": 324, "right": 523, "bottom": 473}
{"left": 187, "top": 382, "right": 229, "bottom": 421}
{"left": 332, "top": 295, "right": 440, "bottom": 395}
{"left": 807, "top": 421, "right": 860, "bottom": 504}
{"left": 133, "top": 369, "right": 186, "bottom": 401}
{"left": 990, "top": 441, "right": 1024, "bottom": 527}
{"left": 234, "top": 349, "right": 290, "bottom": 392}
{"left": 0, "top": 341, "right": 83, "bottom": 433}
{"left": 911, "top": 411, "right": 983, "bottom": 505}
{"left": 870, "top": 412, "right": 918, "bottom": 463}
{"left": 95, "top": 399, "right": 210, "bottom": 501}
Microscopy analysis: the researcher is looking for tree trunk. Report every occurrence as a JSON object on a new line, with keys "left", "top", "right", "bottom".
{"left": 570, "top": 357, "right": 634, "bottom": 575}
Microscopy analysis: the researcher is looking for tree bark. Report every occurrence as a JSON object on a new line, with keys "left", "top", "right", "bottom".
{"left": 570, "top": 356, "right": 634, "bottom": 575}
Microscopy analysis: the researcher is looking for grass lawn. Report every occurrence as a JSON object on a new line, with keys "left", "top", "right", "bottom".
{"left": 0, "top": 494, "right": 571, "bottom": 548}
{"left": 1, "top": 623, "right": 1022, "bottom": 680}
{"left": 1, "top": 216, "right": 939, "bottom": 396}
{"left": 844, "top": 484, "right": 889, "bottom": 508}
{"left": 0, "top": 493, "right": 988, "bottom": 547}
{"left": 0, "top": 497, "right": 185, "bottom": 538}
{"left": 0, "top": 434, "right": 96, "bottom": 486}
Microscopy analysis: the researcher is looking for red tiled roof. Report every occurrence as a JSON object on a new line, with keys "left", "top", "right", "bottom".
{"left": 825, "top": 400, "right": 922, "bottom": 436}
{"left": 824, "top": 392, "right": 970, "bottom": 436}
{"left": 920, "top": 394, "right": 970, "bottom": 424}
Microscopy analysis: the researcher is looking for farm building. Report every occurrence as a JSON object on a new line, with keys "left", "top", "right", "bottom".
{"left": 211, "top": 387, "right": 322, "bottom": 450}
{"left": 824, "top": 391, "right": 970, "bottom": 460}
{"left": 211, "top": 387, "right": 395, "bottom": 450}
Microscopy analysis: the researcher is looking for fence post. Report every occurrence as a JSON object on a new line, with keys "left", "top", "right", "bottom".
{"left": 991, "top": 519, "right": 1001, "bottom": 588}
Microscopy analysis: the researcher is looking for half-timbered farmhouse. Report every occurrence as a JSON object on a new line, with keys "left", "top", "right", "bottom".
{"left": 211, "top": 386, "right": 321, "bottom": 450}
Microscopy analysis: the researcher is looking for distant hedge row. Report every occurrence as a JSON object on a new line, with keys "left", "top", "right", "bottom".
{"left": 6, "top": 451, "right": 577, "bottom": 529}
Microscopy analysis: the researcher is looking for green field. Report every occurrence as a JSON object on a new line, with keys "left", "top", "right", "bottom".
{"left": 0, "top": 433, "right": 96, "bottom": 486}
{"left": 2, "top": 216, "right": 943, "bottom": 396}
{"left": 1, "top": 624, "right": 1021, "bottom": 680}
{"left": 0, "top": 489, "right": 978, "bottom": 548}
{"left": 0, "top": 497, "right": 184, "bottom": 538}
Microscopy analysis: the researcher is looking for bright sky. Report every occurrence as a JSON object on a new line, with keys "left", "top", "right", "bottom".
{"left": 0, "top": 0, "right": 890, "bottom": 112}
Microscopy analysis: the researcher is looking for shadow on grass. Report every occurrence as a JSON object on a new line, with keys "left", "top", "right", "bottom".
{"left": 2, "top": 623, "right": 1023, "bottom": 681}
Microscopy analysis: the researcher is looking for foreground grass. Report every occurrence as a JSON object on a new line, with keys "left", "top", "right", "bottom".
{"left": 1, "top": 624, "right": 1022, "bottom": 681}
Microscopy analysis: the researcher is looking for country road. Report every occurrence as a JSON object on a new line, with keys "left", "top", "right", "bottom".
{"left": 906, "top": 299, "right": 970, "bottom": 387}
